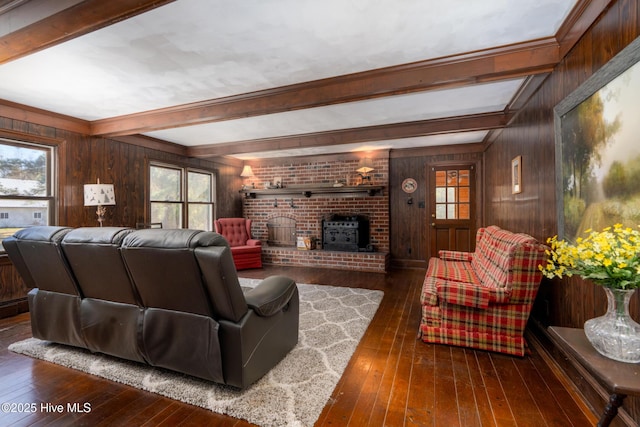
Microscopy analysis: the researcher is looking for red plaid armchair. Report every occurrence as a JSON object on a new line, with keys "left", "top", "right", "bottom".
{"left": 419, "top": 226, "right": 548, "bottom": 356}
{"left": 214, "top": 218, "right": 262, "bottom": 270}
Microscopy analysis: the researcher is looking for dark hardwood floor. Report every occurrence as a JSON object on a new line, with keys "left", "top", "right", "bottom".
{"left": 0, "top": 265, "right": 596, "bottom": 426}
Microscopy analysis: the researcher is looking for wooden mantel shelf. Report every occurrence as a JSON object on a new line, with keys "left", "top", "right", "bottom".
{"left": 241, "top": 185, "right": 384, "bottom": 199}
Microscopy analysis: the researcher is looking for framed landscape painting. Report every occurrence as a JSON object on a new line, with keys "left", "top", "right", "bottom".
{"left": 554, "top": 35, "right": 640, "bottom": 240}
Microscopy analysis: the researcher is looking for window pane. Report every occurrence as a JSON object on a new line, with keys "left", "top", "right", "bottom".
{"left": 447, "top": 170, "right": 458, "bottom": 185}
{"left": 459, "top": 170, "right": 470, "bottom": 186}
{"left": 459, "top": 203, "right": 470, "bottom": 219}
{"left": 0, "top": 199, "right": 50, "bottom": 250}
{"left": 435, "top": 204, "right": 446, "bottom": 219}
{"left": 151, "top": 202, "right": 182, "bottom": 229}
{"left": 188, "top": 203, "right": 212, "bottom": 231}
{"left": 0, "top": 144, "right": 48, "bottom": 196}
{"left": 435, "top": 170, "right": 446, "bottom": 186}
{"left": 435, "top": 187, "right": 446, "bottom": 203}
{"left": 150, "top": 166, "right": 181, "bottom": 201}
{"left": 1, "top": 141, "right": 53, "bottom": 252}
{"left": 459, "top": 186, "right": 470, "bottom": 202}
{"left": 447, "top": 203, "right": 457, "bottom": 219}
{"left": 447, "top": 187, "right": 456, "bottom": 202}
{"left": 188, "top": 172, "right": 211, "bottom": 202}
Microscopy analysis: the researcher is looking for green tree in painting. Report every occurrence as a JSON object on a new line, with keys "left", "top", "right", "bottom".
{"left": 603, "top": 161, "right": 628, "bottom": 199}
{"left": 561, "top": 92, "right": 621, "bottom": 238}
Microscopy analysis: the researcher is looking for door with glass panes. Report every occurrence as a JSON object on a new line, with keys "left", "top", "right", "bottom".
{"left": 429, "top": 164, "right": 476, "bottom": 257}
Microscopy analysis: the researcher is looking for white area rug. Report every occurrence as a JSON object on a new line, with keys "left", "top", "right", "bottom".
{"left": 9, "top": 279, "right": 383, "bottom": 427}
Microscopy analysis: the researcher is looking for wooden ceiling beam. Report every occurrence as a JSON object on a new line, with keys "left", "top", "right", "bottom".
{"left": 555, "top": 0, "right": 614, "bottom": 59}
{"left": 0, "top": 98, "right": 91, "bottom": 134}
{"left": 0, "top": 0, "right": 175, "bottom": 65}
{"left": 187, "top": 112, "right": 507, "bottom": 158}
{"left": 91, "top": 39, "right": 558, "bottom": 137}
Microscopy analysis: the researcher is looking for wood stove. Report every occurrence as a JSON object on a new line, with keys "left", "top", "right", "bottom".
{"left": 322, "top": 214, "right": 370, "bottom": 252}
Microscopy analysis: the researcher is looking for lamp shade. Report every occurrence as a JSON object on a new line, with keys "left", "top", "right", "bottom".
{"left": 84, "top": 184, "right": 116, "bottom": 206}
{"left": 240, "top": 165, "right": 254, "bottom": 177}
{"left": 356, "top": 158, "right": 374, "bottom": 174}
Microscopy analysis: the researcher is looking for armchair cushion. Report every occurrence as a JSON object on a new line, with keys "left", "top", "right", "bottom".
{"left": 215, "top": 218, "right": 253, "bottom": 247}
{"left": 214, "top": 218, "right": 263, "bottom": 270}
{"left": 435, "top": 280, "right": 491, "bottom": 309}
{"left": 244, "top": 275, "right": 297, "bottom": 317}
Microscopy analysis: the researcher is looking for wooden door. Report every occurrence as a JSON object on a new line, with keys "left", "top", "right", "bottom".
{"left": 429, "top": 164, "right": 476, "bottom": 257}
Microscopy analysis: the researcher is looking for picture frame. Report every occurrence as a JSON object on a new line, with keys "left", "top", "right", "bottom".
{"left": 554, "top": 35, "right": 640, "bottom": 239}
{"left": 511, "top": 155, "right": 522, "bottom": 194}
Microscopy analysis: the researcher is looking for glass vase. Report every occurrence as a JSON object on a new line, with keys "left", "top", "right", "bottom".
{"left": 584, "top": 287, "right": 640, "bottom": 363}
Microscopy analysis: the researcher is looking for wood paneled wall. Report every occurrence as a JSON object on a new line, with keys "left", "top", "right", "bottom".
{"left": 0, "top": 118, "right": 242, "bottom": 227}
{"left": 389, "top": 144, "right": 484, "bottom": 268}
{"left": 484, "top": 1, "right": 640, "bottom": 423}
{"left": 485, "top": 0, "right": 640, "bottom": 328}
{"left": 0, "top": 116, "right": 243, "bottom": 312}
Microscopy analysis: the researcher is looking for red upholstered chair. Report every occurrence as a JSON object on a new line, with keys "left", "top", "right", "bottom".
{"left": 214, "top": 218, "right": 262, "bottom": 270}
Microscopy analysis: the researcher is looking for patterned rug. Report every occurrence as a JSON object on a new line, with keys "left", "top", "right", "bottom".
{"left": 9, "top": 279, "right": 383, "bottom": 427}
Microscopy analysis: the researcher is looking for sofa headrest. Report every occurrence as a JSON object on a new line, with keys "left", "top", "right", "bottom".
{"left": 122, "top": 229, "right": 228, "bottom": 249}
{"left": 62, "top": 227, "right": 133, "bottom": 245}
{"left": 13, "top": 226, "right": 72, "bottom": 242}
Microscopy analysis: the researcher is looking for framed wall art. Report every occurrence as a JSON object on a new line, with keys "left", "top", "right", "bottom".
{"left": 511, "top": 156, "right": 522, "bottom": 194}
{"left": 554, "top": 35, "right": 640, "bottom": 240}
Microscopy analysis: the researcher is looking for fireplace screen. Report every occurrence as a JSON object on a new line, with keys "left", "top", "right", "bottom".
{"left": 267, "top": 217, "right": 296, "bottom": 247}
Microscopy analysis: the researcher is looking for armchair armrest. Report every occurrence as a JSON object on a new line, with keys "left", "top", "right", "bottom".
{"left": 246, "top": 239, "right": 262, "bottom": 246}
{"left": 436, "top": 280, "right": 490, "bottom": 309}
{"left": 244, "top": 275, "right": 296, "bottom": 317}
{"left": 438, "top": 250, "right": 473, "bottom": 262}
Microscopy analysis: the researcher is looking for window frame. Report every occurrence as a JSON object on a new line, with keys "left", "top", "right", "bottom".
{"left": 0, "top": 136, "right": 58, "bottom": 253}
{"left": 148, "top": 162, "right": 216, "bottom": 230}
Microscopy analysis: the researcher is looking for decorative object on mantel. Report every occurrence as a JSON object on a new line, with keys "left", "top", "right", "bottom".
{"left": 541, "top": 224, "right": 640, "bottom": 363}
{"left": 240, "top": 165, "right": 255, "bottom": 190}
{"left": 83, "top": 179, "right": 115, "bottom": 227}
{"left": 356, "top": 158, "right": 374, "bottom": 184}
{"left": 240, "top": 165, "right": 254, "bottom": 177}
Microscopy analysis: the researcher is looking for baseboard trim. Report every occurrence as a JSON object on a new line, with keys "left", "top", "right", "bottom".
{"left": 0, "top": 297, "right": 29, "bottom": 319}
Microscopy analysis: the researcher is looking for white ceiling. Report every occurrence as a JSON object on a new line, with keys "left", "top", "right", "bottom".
{"left": 0, "top": 0, "right": 577, "bottom": 159}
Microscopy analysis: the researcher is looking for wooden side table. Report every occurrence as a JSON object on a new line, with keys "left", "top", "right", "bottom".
{"left": 548, "top": 326, "right": 640, "bottom": 427}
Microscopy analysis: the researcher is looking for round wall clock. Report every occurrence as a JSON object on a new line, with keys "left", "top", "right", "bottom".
{"left": 402, "top": 178, "right": 417, "bottom": 193}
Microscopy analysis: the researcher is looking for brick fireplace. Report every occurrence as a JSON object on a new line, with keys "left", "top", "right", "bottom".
{"left": 241, "top": 155, "right": 390, "bottom": 272}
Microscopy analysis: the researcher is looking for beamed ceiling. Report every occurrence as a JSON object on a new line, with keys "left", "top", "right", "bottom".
{"left": 0, "top": 0, "right": 609, "bottom": 161}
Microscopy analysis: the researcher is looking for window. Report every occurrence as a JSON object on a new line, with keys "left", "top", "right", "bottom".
{"left": 0, "top": 139, "right": 55, "bottom": 251}
{"left": 149, "top": 163, "right": 215, "bottom": 230}
{"left": 434, "top": 169, "right": 471, "bottom": 220}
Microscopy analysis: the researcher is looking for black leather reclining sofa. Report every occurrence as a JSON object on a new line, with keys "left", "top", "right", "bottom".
{"left": 4, "top": 226, "right": 299, "bottom": 390}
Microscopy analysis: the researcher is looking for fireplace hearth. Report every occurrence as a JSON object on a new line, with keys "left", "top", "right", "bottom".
{"left": 322, "top": 214, "right": 371, "bottom": 252}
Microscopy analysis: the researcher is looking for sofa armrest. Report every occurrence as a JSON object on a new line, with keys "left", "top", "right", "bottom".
{"left": 438, "top": 250, "right": 473, "bottom": 262}
{"left": 246, "top": 239, "right": 262, "bottom": 247}
{"left": 244, "top": 275, "right": 296, "bottom": 317}
{"left": 436, "top": 280, "right": 490, "bottom": 309}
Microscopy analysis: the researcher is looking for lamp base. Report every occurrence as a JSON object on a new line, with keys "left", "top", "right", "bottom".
{"left": 96, "top": 205, "right": 106, "bottom": 227}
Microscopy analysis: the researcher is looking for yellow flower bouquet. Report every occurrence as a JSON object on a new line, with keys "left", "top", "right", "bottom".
{"left": 540, "top": 224, "right": 640, "bottom": 290}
